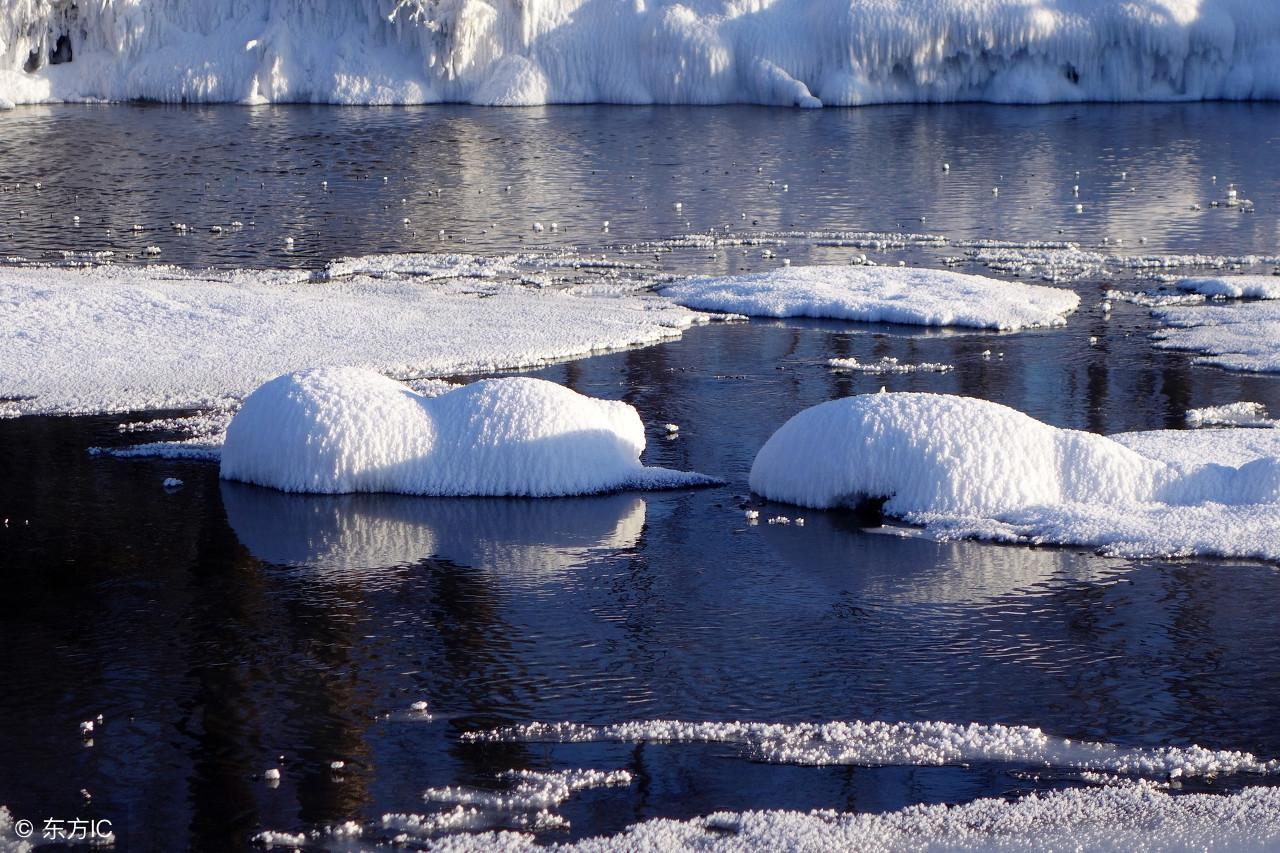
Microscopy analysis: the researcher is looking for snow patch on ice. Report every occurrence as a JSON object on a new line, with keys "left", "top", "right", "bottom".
{"left": 1153, "top": 299, "right": 1280, "bottom": 374}
{"left": 428, "top": 784, "right": 1280, "bottom": 851}
{"left": 467, "top": 719, "right": 1279, "bottom": 779}
{"left": 661, "top": 266, "right": 1078, "bottom": 330}
{"left": 0, "top": 258, "right": 704, "bottom": 418}
{"left": 6, "top": 0, "right": 1280, "bottom": 108}
{"left": 220, "top": 368, "right": 714, "bottom": 496}
{"left": 749, "top": 392, "right": 1280, "bottom": 560}
{"left": 1177, "top": 275, "right": 1280, "bottom": 300}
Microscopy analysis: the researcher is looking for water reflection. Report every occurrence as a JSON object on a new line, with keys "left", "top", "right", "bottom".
{"left": 223, "top": 482, "right": 647, "bottom": 583}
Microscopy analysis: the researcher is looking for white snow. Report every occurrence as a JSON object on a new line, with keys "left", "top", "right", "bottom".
{"left": 1153, "top": 299, "right": 1280, "bottom": 373}
{"left": 424, "top": 769, "right": 633, "bottom": 812}
{"left": 425, "top": 784, "right": 1280, "bottom": 852}
{"left": 749, "top": 392, "right": 1280, "bottom": 560}
{"left": 4, "top": 0, "right": 1280, "bottom": 107}
{"left": 220, "top": 368, "right": 714, "bottom": 496}
{"left": 0, "top": 807, "right": 32, "bottom": 853}
{"left": 661, "top": 266, "right": 1078, "bottom": 331}
{"left": 1185, "top": 402, "right": 1279, "bottom": 429}
{"left": 468, "top": 719, "right": 1278, "bottom": 779}
{"left": 1177, "top": 275, "right": 1280, "bottom": 300}
{"left": 0, "top": 259, "right": 705, "bottom": 417}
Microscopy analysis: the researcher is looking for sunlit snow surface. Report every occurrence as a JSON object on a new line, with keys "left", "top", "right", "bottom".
{"left": 0, "top": 257, "right": 704, "bottom": 417}
{"left": 3, "top": 0, "right": 1280, "bottom": 107}
{"left": 750, "top": 392, "right": 1280, "bottom": 560}
{"left": 220, "top": 368, "right": 713, "bottom": 496}
{"left": 661, "top": 266, "right": 1079, "bottom": 330}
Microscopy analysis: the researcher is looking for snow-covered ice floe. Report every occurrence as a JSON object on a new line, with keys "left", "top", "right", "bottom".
{"left": 1186, "top": 402, "right": 1279, "bottom": 429}
{"left": 0, "top": 260, "right": 704, "bottom": 417}
{"left": 468, "top": 719, "right": 1280, "bottom": 779}
{"left": 829, "top": 356, "right": 953, "bottom": 374}
{"left": 220, "top": 368, "right": 715, "bottom": 496}
{"left": 424, "top": 783, "right": 1280, "bottom": 851}
{"left": 1176, "top": 275, "right": 1280, "bottom": 300}
{"left": 1153, "top": 298, "right": 1280, "bottom": 374}
{"left": 4, "top": 0, "right": 1280, "bottom": 107}
{"left": 661, "top": 266, "right": 1078, "bottom": 330}
{"left": 749, "top": 392, "right": 1280, "bottom": 560}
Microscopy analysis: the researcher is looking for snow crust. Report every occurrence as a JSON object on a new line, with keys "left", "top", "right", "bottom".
{"left": 749, "top": 392, "right": 1280, "bottom": 560}
{"left": 4, "top": 0, "right": 1280, "bottom": 108}
{"left": 661, "top": 266, "right": 1079, "bottom": 330}
{"left": 220, "top": 368, "right": 712, "bottom": 496}
{"left": 1177, "top": 275, "right": 1280, "bottom": 300}
{"left": 0, "top": 259, "right": 704, "bottom": 417}
{"left": 469, "top": 719, "right": 1279, "bottom": 778}
{"left": 428, "top": 784, "right": 1280, "bottom": 851}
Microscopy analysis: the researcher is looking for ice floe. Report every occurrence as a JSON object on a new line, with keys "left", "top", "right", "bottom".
{"left": 428, "top": 783, "right": 1280, "bottom": 851}
{"left": 1177, "top": 275, "right": 1280, "bottom": 300}
{"left": 749, "top": 392, "right": 1280, "bottom": 560}
{"left": 220, "top": 368, "right": 713, "bottom": 496}
{"left": 4, "top": 0, "right": 1280, "bottom": 107}
{"left": 1153, "top": 299, "right": 1280, "bottom": 373}
{"left": 0, "top": 259, "right": 704, "bottom": 417}
{"left": 1185, "top": 402, "right": 1279, "bottom": 429}
{"left": 828, "top": 356, "right": 953, "bottom": 374}
{"left": 661, "top": 266, "right": 1078, "bottom": 330}
{"left": 467, "top": 719, "right": 1279, "bottom": 779}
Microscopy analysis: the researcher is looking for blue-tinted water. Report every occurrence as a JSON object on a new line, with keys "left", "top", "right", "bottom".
{"left": 1, "top": 102, "right": 1279, "bottom": 849}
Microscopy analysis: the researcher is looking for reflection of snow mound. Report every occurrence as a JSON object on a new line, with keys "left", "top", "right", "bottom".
{"left": 222, "top": 482, "right": 647, "bottom": 581}
{"left": 749, "top": 392, "right": 1280, "bottom": 560}
{"left": 5, "top": 0, "right": 1280, "bottom": 107}
{"left": 221, "top": 368, "right": 713, "bottom": 496}
{"left": 662, "top": 266, "right": 1078, "bottom": 330}
{"left": 468, "top": 719, "right": 1279, "bottom": 779}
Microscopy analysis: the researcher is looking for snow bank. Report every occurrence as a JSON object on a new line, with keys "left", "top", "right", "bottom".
{"left": 4, "top": 0, "right": 1280, "bottom": 107}
{"left": 661, "top": 266, "right": 1078, "bottom": 331}
{"left": 469, "top": 719, "right": 1279, "bottom": 778}
{"left": 749, "top": 392, "right": 1280, "bottom": 560}
{"left": 1177, "top": 275, "right": 1280, "bottom": 300}
{"left": 429, "top": 784, "right": 1280, "bottom": 851}
{"left": 1154, "top": 299, "right": 1280, "bottom": 373}
{"left": 0, "top": 260, "right": 704, "bottom": 417}
{"left": 220, "top": 368, "right": 712, "bottom": 496}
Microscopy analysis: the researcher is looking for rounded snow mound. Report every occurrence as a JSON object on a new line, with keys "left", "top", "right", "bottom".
{"left": 749, "top": 392, "right": 1280, "bottom": 560}
{"left": 221, "top": 368, "right": 712, "bottom": 496}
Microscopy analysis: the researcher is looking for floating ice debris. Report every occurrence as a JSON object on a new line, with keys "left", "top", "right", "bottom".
{"left": 744, "top": 509, "right": 759, "bottom": 520}
{"left": 79, "top": 720, "right": 94, "bottom": 735}
{"left": 220, "top": 369, "right": 716, "bottom": 496}
{"left": 410, "top": 700, "right": 429, "bottom": 712}
{"left": 210, "top": 225, "right": 223, "bottom": 234}
{"left": 252, "top": 829, "right": 305, "bottom": 848}
{"left": 424, "top": 768, "right": 633, "bottom": 812}
{"left": 942, "top": 163, "right": 950, "bottom": 171}
{"left": 663, "top": 423, "right": 679, "bottom": 433}
{"left": 263, "top": 768, "right": 281, "bottom": 782}
{"left": 749, "top": 392, "right": 1280, "bottom": 560}
{"left": 283, "top": 236, "right": 293, "bottom": 248}
{"left": 1186, "top": 402, "right": 1278, "bottom": 429}
{"left": 828, "top": 357, "right": 952, "bottom": 374}
{"left": 662, "top": 265, "right": 1078, "bottom": 330}
{"left": 767, "top": 515, "right": 791, "bottom": 525}
{"left": 330, "top": 761, "right": 346, "bottom": 770}
{"left": 142, "top": 246, "right": 161, "bottom": 256}
{"left": 162, "top": 477, "right": 184, "bottom": 489}
{"left": 532, "top": 222, "right": 544, "bottom": 232}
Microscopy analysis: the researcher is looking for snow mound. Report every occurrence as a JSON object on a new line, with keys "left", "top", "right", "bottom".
{"left": 432, "top": 784, "right": 1280, "bottom": 851}
{"left": 1177, "top": 275, "right": 1280, "bottom": 300}
{"left": 749, "top": 392, "right": 1280, "bottom": 560}
{"left": 661, "top": 266, "right": 1078, "bottom": 330}
{"left": 220, "top": 368, "right": 713, "bottom": 497}
{"left": 4, "top": 0, "right": 1280, "bottom": 107}
{"left": 1154, "top": 299, "right": 1280, "bottom": 373}
{"left": 0, "top": 260, "right": 704, "bottom": 417}
{"left": 468, "top": 719, "right": 1279, "bottom": 779}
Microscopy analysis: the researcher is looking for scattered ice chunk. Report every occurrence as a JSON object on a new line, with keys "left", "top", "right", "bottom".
{"left": 251, "top": 829, "right": 305, "bottom": 848}
{"left": 162, "top": 477, "right": 184, "bottom": 489}
{"left": 661, "top": 266, "right": 1078, "bottom": 330}
{"left": 1186, "top": 402, "right": 1278, "bottom": 429}
{"left": 220, "top": 368, "right": 716, "bottom": 496}
{"left": 410, "top": 700, "right": 429, "bottom": 712}
{"left": 828, "top": 357, "right": 952, "bottom": 374}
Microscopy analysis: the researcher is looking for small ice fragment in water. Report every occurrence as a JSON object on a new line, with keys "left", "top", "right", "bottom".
{"left": 664, "top": 423, "right": 679, "bottom": 433}
{"left": 143, "top": 246, "right": 161, "bottom": 256}
{"left": 80, "top": 720, "right": 94, "bottom": 735}
{"left": 330, "top": 760, "right": 346, "bottom": 770}
{"left": 410, "top": 701, "right": 429, "bottom": 712}
{"left": 163, "top": 477, "right": 183, "bottom": 489}
{"left": 263, "top": 768, "right": 281, "bottom": 781}
{"left": 744, "top": 509, "right": 759, "bottom": 520}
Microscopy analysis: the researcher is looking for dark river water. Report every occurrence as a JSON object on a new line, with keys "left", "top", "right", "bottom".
{"left": 1, "top": 102, "right": 1279, "bottom": 850}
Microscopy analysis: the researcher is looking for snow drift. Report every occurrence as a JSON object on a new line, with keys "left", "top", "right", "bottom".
{"left": 662, "top": 266, "right": 1079, "bottom": 330}
{"left": 4, "top": 0, "right": 1280, "bottom": 108}
{"left": 749, "top": 392, "right": 1280, "bottom": 560}
{"left": 220, "top": 367, "right": 713, "bottom": 496}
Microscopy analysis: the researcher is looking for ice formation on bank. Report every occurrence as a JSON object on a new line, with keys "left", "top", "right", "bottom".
{"left": 426, "top": 784, "right": 1280, "bottom": 851}
{"left": 749, "top": 392, "right": 1280, "bottom": 560}
{"left": 661, "top": 266, "right": 1078, "bottom": 330}
{"left": 4, "top": 0, "right": 1280, "bottom": 107}
{"left": 0, "top": 260, "right": 704, "bottom": 417}
{"left": 220, "top": 368, "right": 713, "bottom": 496}
{"left": 469, "top": 719, "right": 1280, "bottom": 778}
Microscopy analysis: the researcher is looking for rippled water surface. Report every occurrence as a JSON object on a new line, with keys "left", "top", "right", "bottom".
{"left": 1, "top": 102, "right": 1280, "bottom": 849}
